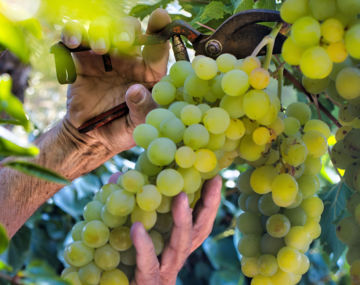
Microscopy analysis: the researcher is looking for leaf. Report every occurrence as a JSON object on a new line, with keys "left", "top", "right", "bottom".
{"left": 0, "top": 119, "right": 24, "bottom": 126}
{"left": 210, "top": 268, "right": 244, "bottom": 285}
{"left": 18, "top": 18, "right": 43, "bottom": 40}
{"left": 0, "top": 260, "right": 12, "bottom": 272}
{"left": 319, "top": 183, "right": 353, "bottom": 265}
{"left": 53, "top": 186, "right": 89, "bottom": 219}
{"left": 2, "top": 160, "right": 69, "bottom": 185}
{"left": 130, "top": 0, "right": 172, "bottom": 20}
{"left": 24, "top": 260, "right": 68, "bottom": 285}
{"left": 234, "top": 0, "right": 254, "bottom": 13}
{"left": 6, "top": 225, "right": 31, "bottom": 271}
{"left": 199, "top": 1, "right": 232, "bottom": 22}
{"left": 0, "top": 224, "right": 8, "bottom": 255}
{"left": 254, "top": 0, "right": 277, "bottom": 10}
{"left": 0, "top": 136, "right": 38, "bottom": 157}
{"left": 1, "top": 95, "right": 30, "bottom": 130}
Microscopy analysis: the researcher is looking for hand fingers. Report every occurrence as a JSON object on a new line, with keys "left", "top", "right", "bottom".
{"left": 191, "top": 175, "right": 222, "bottom": 252}
{"left": 160, "top": 193, "right": 192, "bottom": 277}
{"left": 88, "top": 17, "right": 111, "bottom": 54}
{"left": 61, "top": 20, "right": 85, "bottom": 49}
{"left": 143, "top": 8, "right": 171, "bottom": 78}
{"left": 125, "top": 84, "right": 157, "bottom": 129}
{"left": 130, "top": 222, "right": 160, "bottom": 285}
{"left": 111, "top": 17, "right": 138, "bottom": 55}
{"left": 108, "top": 172, "right": 121, "bottom": 184}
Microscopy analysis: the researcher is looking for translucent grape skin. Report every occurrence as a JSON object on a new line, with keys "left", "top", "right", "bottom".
{"left": 266, "top": 214, "right": 291, "bottom": 238}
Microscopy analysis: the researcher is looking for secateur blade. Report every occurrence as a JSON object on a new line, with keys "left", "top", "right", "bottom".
{"left": 192, "top": 9, "right": 286, "bottom": 59}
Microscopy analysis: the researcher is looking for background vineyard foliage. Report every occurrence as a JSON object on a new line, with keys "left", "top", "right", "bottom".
{"left": 0, "top": 0, "right": 353, "bottom": 284}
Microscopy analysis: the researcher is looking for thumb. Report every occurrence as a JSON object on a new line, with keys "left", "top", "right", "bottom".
{"left": 125, "top": 84, "right": 157, "bottom": 128}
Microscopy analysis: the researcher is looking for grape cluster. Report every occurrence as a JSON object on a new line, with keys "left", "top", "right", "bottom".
{"left": 237, "top": 102, "right": 327, "bottom": 284}
{"left": 61, "top": 53, "right": 286, "bottom": 284}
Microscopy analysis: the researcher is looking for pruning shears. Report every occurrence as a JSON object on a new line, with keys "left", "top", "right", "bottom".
{"left": 50, "top": 9, "right": 286, "bottom": 133}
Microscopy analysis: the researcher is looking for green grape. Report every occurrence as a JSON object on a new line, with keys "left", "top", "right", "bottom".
{"left": 203, "top": 107, "right": 230, "bottom": 134}
{"left": 252, "top": 127, "right": 271, "bottom": 146}
{"left": 297, "top": 175, "right": 319, "bottom": 198}
{"left": 309, "top": 0, "right": 336, "bottom": 20}
{"left": 284, "top": 207, "right": 307, "bottom": 226}
{"left": 335, "top": 67, "right": 360, "bottom": 100}
{"left": 271, "top": 174, "right": 298, "bottom": 207}
{"left": 97, "top": 184, "right": 121, "bottom": 204}
{"left": 160, "top": 75, "right": 173, "bottom": 83}
{"left": 283, "top": 117, "right": 300, "bottom": 136}
{"left": 131, "top": 206, "right": 157, "bottom": 230}
{"left": 222, "top": 138, "right": 240, "bottom": 152}
{"left": 156, "top": 169, "right": 184, "bottom": 196}
{"left": 241, "top": 257, "right": 259, "bottom": 277}
{"left": 304, "top": 119, "right": 331, "bottom": 138}
{"left": 159, "top": 116, "right": 185, "bottom": 143}
{"left": 183, "top": 124, "right": 210, "bottom": 149}
{"left": 221, "top": 69, "right": 249, "bottom": 96}
{"left": 302, "top": 76, "right": 330, "bottom": 94}
{"left": 145, "top": 108, "right": 175, "bottom": 129}
{"left": 101, "top": 206, "right": 127, "bottom": 228}
{"left": 178, "top": 167, "right": 202, "bottom": 194}
{"left": 237, "top": 234, "right": 261, "bottom": 257}
{"left": 258, "top": 254, "right": 278, "bottom": 277}
{"left": 78, "top": 262, "right": 101, "bottom": 285}
{"left": 169, "top": 61, "right": 193, "bottom": 87}
{"left": 346, "top": 244, "right": 360, "bottom": 265}
{"left": 207, "top": 133, "right": 226, "bottom": 151}
{"left": 71, "top": 221, "right": 87, "bottom": 241}
{"left": 295, "top": 253, "right": 310, "bottom": 275}
{"left": 350, "top": 260, "right": 360, "bottom": 283}
{"left": 156, "top": 195, "right": 172, "bottom": 214}
{"left": 258, "top": 194, "right": 280, "bottom": 216}
{"left": 237, "top": 168, "right": 254, "bottom": 194}
{"left": 336, "top": 217, "right": 360, "bottom": 245}
{"left": 337, "top": 0, "right": 360, "bottom": 16}
{"left": 154, "top": 213, "right": 173, "bottom": 234}
{"left": 120, "top": 247, "right": 136, "bottom": 266}
{"left": 175, "top": 146, "right": 196, "bottom": 168}
{"left": 237, "top": 56, "right": 261, "bottom": 75}
{"left": 184, "top": 73, "right": 209, "bottom": 98}
{"left": 194, "top": 149, "right": 217, "bottom": 173}
{"left": 304, "top": 218, "right": 321, "bottom": 239}
{"left": 291, "top": 16, "right": 321, "bottom": 47}
{"left": 269, "top": 117, "right": 285, "bottom": 136}
{"left": 281, "top": 37, "right": 305, "bottom": 65}
{"left": 147, "top": 137, "right": 176, "bottom": 166}
{"left": 236, "top": 212, "right": 263, "bottom": 234}
{"left": 281, "top": 139, "right": 308, "bottom": 167}
{"left": 82, "top": 220, "right": 110, "bottom": 248}
{"left": 136, "top": 151, "right": 162, "bottom": 177}
{"left": 300, "top": 46, "right": 333, "bottom": 79}
{"left": 133, "top": 124, "right": 159, "bottom": 149}
{"left": 100, "top": 269, "right": 129, "bottom": 285}
{"left": 265, "top": 149, "right": 280, "bottom": 165}
{"left": 280, "top": 0, "right": 309, "bottom": 23}
{"left": 243, "top": 90, "right": 270, "bottom": 120}
{"left": 169, "top": 101, "right": 189, "bottom": 118}
{"left": 151, "top": 81, "right": 176, "bottom": 106}
{"left": 347, "top": 193, "right": 360, "bottom": 215}
{"left": 249, "top": 68, "right": 270, "bottom": 90}
{"left": 321, "top": 18, "right": 344, "bottom": 44}
{"left": 94, "top": 244, "right": 120, "bottom": 271}
{"left": 120, "top": 170, "right": 145, "bottom": 193}
{"left": 64, "top": 241, "right": 94, "bottom": 267}
{"left": 302, "top": 130, "right": 327, "bottom": 158}
{"left": 225, "top": 119, "right": 246, "bottom": 140}
{"left": 327, "top": 41, "right": 349, "bottom": 64}
{"left": 180, "top": 104, "right": 202, "bottom": 125}
{"left": 250, "top": 166, "right": 277, "bottom": 194}
{"left": 288, "top": 191, "right": 303, "bottom": 208}
{"left": 284, "top": 226, "right": 311, "bottom": 252}
{"left": 149, "top": 230, "right": 164, "bottom": 256}
{"left": 266, "top": 214, "right": 291, "bottom": 238}
{"left": 277, "top": 247, "right": 302, "bottom": 273}
{"left": 251, "top": 276, "right": 273, "bottom": 285}
{"left": 136, "top": 185, "right": 162, "bottom": 211}
{"left": 198, "top": 103, "right": 211, "bottom": 117}
{"left": 216, "top": 53, "right": 237, "bottom": 72}
{"left": 238, "top": 194, "right": 250, "bottom": 210}
{"left": 220, "top": 96, "right": 245, "bottom": 120}
{"left": 193, "top": 56, "right": 218, "bottom": 80}
{"left": 245, "top": 194, "right": 261, "bottom": 214}
{"left": 106, "top": 189, "right": 135, "bottom": 216}
{"left": 238, "top": 135, "right": 266, "bottom": 162}
{"left": 303, "top": 155, "right": 321, "bottom": 175}
{"left": 345, "top": 24, "right": 360, "bottom": 59}
{"left": 210, "top": 74, "right": 226, "bottom": 99}
{"left": 109, "top": 226, "right": 132, "bottom": 251}
{"left": 63, "top": 271, "right": 82, "bottom": 285}
{"left": 260, "top": 233, "right": 285, "bottom": 255}
{"left": 270, "top": 269, "right": 295, "bottom": 285}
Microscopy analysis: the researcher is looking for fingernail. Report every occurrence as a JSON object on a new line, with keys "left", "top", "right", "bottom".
{"left": 68, "top": 35, "right": 80, "bottom": 47}
{"left": 128, "top": 86, "right": 146, "bottom": 104}
{"left": 91, "top": 38, "right": 107, "bottom": 52}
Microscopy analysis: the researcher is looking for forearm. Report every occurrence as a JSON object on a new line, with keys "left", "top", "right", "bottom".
{"left": 0, "top": 119, "right": 114, "bottom": 238}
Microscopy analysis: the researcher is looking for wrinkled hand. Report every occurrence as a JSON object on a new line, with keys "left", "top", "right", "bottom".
{"left": 108, "top": 174, "right": 222, "bottom": 285}
{"left": 61, "top": 9, "right": 170, "bottom": 154}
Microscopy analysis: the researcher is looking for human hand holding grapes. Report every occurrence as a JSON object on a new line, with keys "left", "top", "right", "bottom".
{"left": 107, "top": 173, "right": 222, "bottom": 285}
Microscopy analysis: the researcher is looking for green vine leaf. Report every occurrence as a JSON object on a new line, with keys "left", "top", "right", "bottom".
{"left": 0, "top": 136, "right": 39, "bottom": 157}
{"left": 199, "top": 1, "right": 232, "bottom": 22}
{"left": 2, "top": 160, "right": 70, "bottom": 185}
{"left": 233, "top": 0, "right": 254, "bottom": 13}
{"left": 130, "top": 0, "right": 172, "bottom": 20}
{"left": 0, "top": 224, "right": 9, "bottom": 255}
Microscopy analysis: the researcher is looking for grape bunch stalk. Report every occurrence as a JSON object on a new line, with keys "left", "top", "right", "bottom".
{"left": 280, "top": 0, "right": 360, "bottom": 281}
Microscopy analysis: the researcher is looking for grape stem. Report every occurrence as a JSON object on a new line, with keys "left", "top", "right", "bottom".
{"left": 195, "top": 22, "right": 216, "bottom": 32}
{"left": 283, "top": 69, "right": 342, "bottom": 128}
{"left": 277, "top": 64, "right": 284, "bottom": 102}
{"left": 251, "top": 22, "right": 283, "bottom": 70}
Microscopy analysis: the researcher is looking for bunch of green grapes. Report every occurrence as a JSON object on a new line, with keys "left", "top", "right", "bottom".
{"left": 61, "top": 53, "right": 285, "bottom": 285}
{"left": 237, "top": 102, "right": 328, "bottom": 284}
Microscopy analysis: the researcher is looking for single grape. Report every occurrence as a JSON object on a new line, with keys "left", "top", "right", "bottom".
{"left": 345, "top": 23, "right": 360, "bottom": 59}
{"left": 302, "top": 130, "right": 327, "bottom": 158}
{"left": 300, "top": 46, "right": 332, "bottom": 79}
{"left": 156, "top": 195, "right": 172, "bottom": 214}
{"left": 120, "top": 247, "right": 136, "bottom": 266}
{"left": 78, "top": 262, "right": 102, "bottom": 285}
{"left": 151, "top": 81, "right": 176, "bottom": 106}
{"left": 260, "top": 233, "right": 285, "bottom": 255}
{"left": 106, "top": 189, "right": 135, "bottom": 217}
{"left": 245, "top": 194, "right": 261, "bottom": 214}
{"left": 207, "top": 133, "right": 226, "bottom": 151}
{"left": 194, "top": 149, "right": 217, "bottom": 173}
{"left": 280, "top": 0, "right": 309, "bottom": 23}
{"left": 131, "top": 206, "right": 157, "bottom": 230}
{"left": 303, "top": 218, "right": 321, "bottom": 239}
{"left": 183, "top": 124, "right": 210, "bottom": 150}
{"left": 249, "top": 68, "right": 270, "bottom": 90}
{"left": 266, "top": 214, "right": 291, "bottom": 238}
{"left": 250, "top": 165, "right": 277, "bottom": 194}
{"left": 175, "top": 146, "right": 196, "bottom": 168}
{"left": 184, "top": 73, "right": 209, "bottom": 98}
{"left": 258, "top": 254, "right": 278, "bottom": 277}
{"left": 100, "top": 269, "right": 129, "bottom": 285}
{"left": 203, "top": 107, "right": 230, "bottom": 134}
{"left": 62, "top": 271, "right": 82, "bottom": 285}
{"left": 136, "top": 184, "right": 162, "bottom": 211}
{"left": 216, "top": 53, "right": 237, "bottom": 72}
{"left": 258, "top": 194, "right": 280, "bottom": 216}
{"left": 145, "top": 108, "right": 175, "bottom": 129}
{"left": 101, "top": 206, "right": 127, "bottom": 228}
{"left": 303, "top": 155, "right": 322, "bottom": 175}
{"left": 282, "top": 37, "right": 305, "bottom": 65}
{"left": 335, "top": 67, "right": 360, "bottom": 100}
{"left": 304, "top": 119, "right": 331, "bottom": 138}
{"left": 225, "top": 119, "right": 246, "bottom": 140}
{"left": 291, "top": 16, "right": 321, "bottom": 47}
{"left": 309, "top": 0, "right": 336, "bottom": 21}
{"left": 193, "top": 56, "right": 218, "bottom": 80}
{"left": 133, "top": 124, "right": 159, "bottom": 149}
{"left": 252, "top": 127, "right": 271, "bottom": 146}
{"left": 221, "top": 69, "right": 249, "bottom": 96}
{"left": 237, "top": 234, "right": 261, "bottom": 257}
{"left": 336, "top": 217, "right": 360, "bottom": 245}
{"left": 149, "top": 230, "right": 165, "bottom": 256}
{"left": 327, "top": 41, "right": 348, "bottom": 63}
{"left": 271, "top": 174, "right": 298, "bottom": 207}
{"left": 178, "top": 167, "right": 202, "bottom": 194}
{"left": 270, "top": 269, "right": 295, "bottom": 284}
{"left": 135, "top": 151, "right": 162, "bottom": 176}
{"left": 120, "top": 170, "right": 145, "bottom": 193}
{"left": 169, "top": 61, "right": 193, "bottom": 87}
{"left": 284, "top": 207, "right": 307, "bottom": 226}
{"left": 71, "top": 221, "right": 87, "bottom": 241}
{"left": 64, "top": 241, "right": 94, "bottom": 267}
{"left": 277, "top": 247, "right": 302, "bottom": 273}
{"left": 82, "top": 220, "right": 110, "bottom": 248}
{"left": 94, "top": 244, "right": 120, "bottom": 271}
{"left": 241, "top": 257, "right": 259, "bottom": 277}
{"left": 147, "top": 137, "right": 176, "bottom": 166}
{"left": 238, "top": 135, "right": 266, "bottom": 162}
{"left": 243, "top": 90, "right": 270, "bottom": 120}
{"left": 180, "top": 104, "right": 202, "bottom": 125}
{"left": 220, "top": 95, "right": 245, "bottom": 118}
{"left": 236, "top": 212, "right": 263, "bottom": 235}
{"left": 156, "top": 169, "right": 184, "bottom": 196}
{"left": 284, "top": 226, "right": 311, "bottom": 252}
{"left": 237, "top": 56, "right": 261, "bottom": 75}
